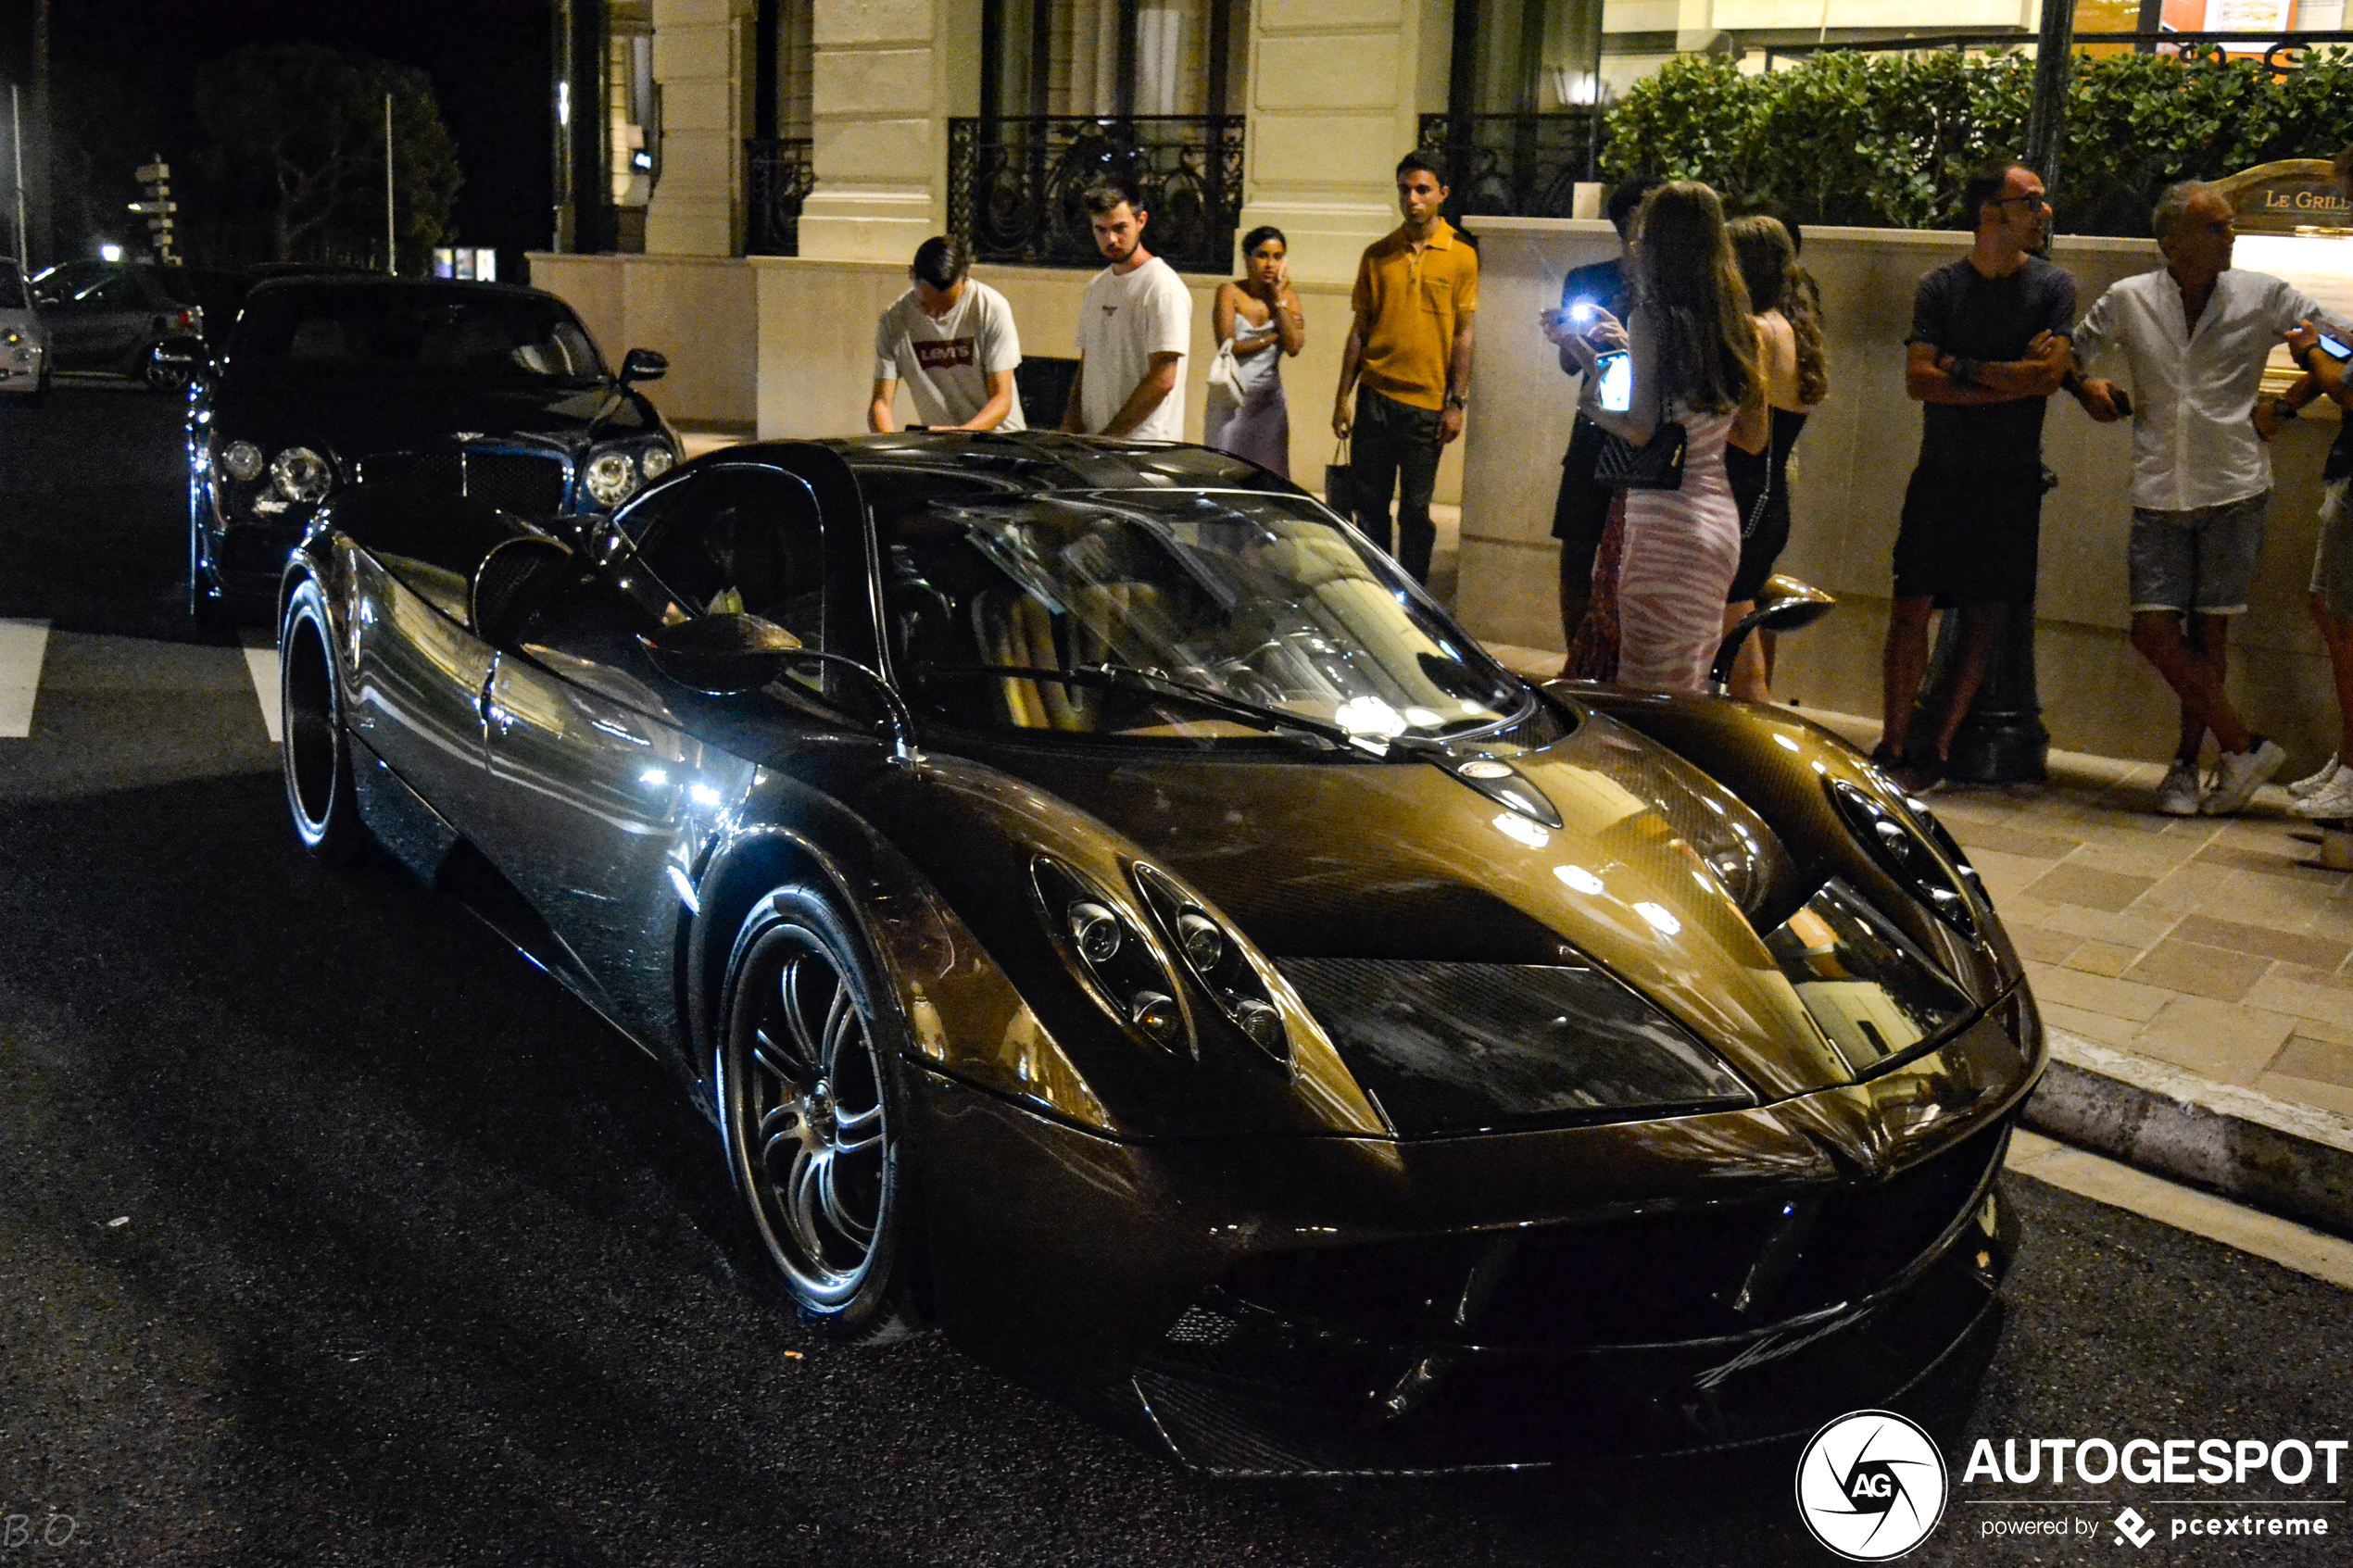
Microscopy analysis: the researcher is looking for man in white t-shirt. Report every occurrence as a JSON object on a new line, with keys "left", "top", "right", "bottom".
{"left": 868, "top": 235, "right": 1025, "bottom": 432}
{"left": 1062, "top": 186, "right": 1190, "bottom": 442}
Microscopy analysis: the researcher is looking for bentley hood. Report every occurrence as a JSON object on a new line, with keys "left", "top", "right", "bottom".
{"left": 213, "top": 371, "right": 658, "bottom": 461}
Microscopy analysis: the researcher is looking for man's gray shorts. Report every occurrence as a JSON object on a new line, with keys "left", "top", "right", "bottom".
{"left": 2314, "top": 479, "right": 2353, "bottom": 622}
{"left": 2129, "top": 492, "right": 2269, "bottom": 616}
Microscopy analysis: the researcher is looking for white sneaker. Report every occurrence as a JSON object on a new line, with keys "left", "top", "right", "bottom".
{"left": 2290, "top": 767, "right": 2353, "bottom": 821}
{"left": 2156, "top": 759, "right": 2203, "bottom": 816}
{"left": 2287, "top": 752, "right": 2341, "bottom": 799}
{"left": 2200, "top": 738, "right": 2287, "bottom": 816}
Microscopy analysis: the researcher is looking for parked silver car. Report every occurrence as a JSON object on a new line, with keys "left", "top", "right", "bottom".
{"left": 0, "top": 257, "right": 49, "bottom": 403}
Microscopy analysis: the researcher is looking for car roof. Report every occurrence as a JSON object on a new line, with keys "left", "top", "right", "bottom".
{"left": 687, "top": 431, "right": 1304, "bottom": 505}
{"left": 241, "top": 274, "right": 560, "bottom": 305}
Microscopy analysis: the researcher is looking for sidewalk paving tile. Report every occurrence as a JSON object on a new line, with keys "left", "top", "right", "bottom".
{"left": 2039, "top": 904, "right": 2181, "bottom": 947}
{"left": 2022, "top": 960, "right": 2172, "bottom": 1022}
{"left": 2010, "top": 927, "right": 2082, "bottom": 965}
{"left": 2195, "top": 841, "right": 2349, "bottom": 883}
{"left": 2128, "top": 994, "right": 2296, "bottom": 1085}
{"left": 2061, "top": 938, "right": 2142, "bottom": 977}
{"left": 2169, "top": 913, "right": 2351, "bottom": 972}
{"left": 1966, "top": 848, "right": 2061, "bottom": 905}
{"left": 2023, "top": 863, "right": 2155, "bottom": 912}
{"left": 2120, "top": 938, "right": 2272, "bottom": 1003}
{"left": 2244, "top": 969, "right": 2353, "bottom": 1029}
{"left": 2037, "top": 1000, "right": 2141, "bottom": 1046}
{"left": 2271, "top": 1035, "right": 2353, "bottom": 1087}
{"left": 1953, "top": 823, "right": 2081, "bottom": 860}
{"left": 2070, "top": 839, "right": 2202, "bottom": 880}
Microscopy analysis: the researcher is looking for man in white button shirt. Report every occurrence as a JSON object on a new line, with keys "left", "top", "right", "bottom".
{"left": 2072, "top": 181, "right": 2353, "bottom": 815}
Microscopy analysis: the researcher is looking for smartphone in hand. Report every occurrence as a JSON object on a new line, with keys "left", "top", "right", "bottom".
{"left": 1595, "top": 349, "right": 1633, "bottom": 413}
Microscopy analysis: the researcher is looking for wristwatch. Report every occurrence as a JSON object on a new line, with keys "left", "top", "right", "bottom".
{"left": 1443, "top": 391, "right": 1467, "bottom": 410}
{"left": 2272, "top": 397, "right": 2301, "bottom": 420}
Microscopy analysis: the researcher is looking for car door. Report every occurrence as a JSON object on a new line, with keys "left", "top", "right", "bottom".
{"left": 478, "top": 462, "right": 831, "bottom": 1049}
{"left": 340, "top": 505, "right": 520, "bottom": 841}
{"left": 33, "top": 265, "right": 123, "bottom": 368}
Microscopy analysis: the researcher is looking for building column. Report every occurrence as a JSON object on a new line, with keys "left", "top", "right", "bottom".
{"left": 1236, "top": 0, "right": 1453, "bottom": 286}
{"left": 796, "top": 0, "right": 980, "bottom": 264}
{"left": 645, "top": 0, "right": 752, "bottom": 257}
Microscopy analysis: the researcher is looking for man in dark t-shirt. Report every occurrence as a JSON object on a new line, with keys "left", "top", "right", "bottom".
{"left": 1877, "top": 160, "right": 2077, "bottom": 790}
{"left": 1541, "top": 176, "right": 1656, "bottom": 659}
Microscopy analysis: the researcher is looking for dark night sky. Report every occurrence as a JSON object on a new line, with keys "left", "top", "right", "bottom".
{"left": 0, "top": 0, "right": 551, "bottom": 262}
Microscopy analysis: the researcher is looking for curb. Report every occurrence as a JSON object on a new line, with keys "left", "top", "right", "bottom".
{"left": 2023, "top": 1030, "right": 2353, "bottom": 1241}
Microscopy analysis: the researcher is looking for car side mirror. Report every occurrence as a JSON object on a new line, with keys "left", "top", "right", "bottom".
{"left": 620, "top": 347, "right": 668, "bottom": 386}
{"left": 638, "top": 613, "right": 802, "bottom": 695}
{"left": 1710, "top": 574, "right": 1835, "bottom": 690}
{"left": 639, "top": 618, "right": 923, "bottom": 761}
{"left": 471, "top": 535, "right": 576, "bottom": 651}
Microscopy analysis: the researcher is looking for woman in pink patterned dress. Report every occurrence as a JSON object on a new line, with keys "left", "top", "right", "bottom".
{"left": 1563, "top": 182, "right": 1766, "bottom": 694}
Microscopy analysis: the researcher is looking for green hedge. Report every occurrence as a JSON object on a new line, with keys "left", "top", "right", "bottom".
{"left": 1599, "top": 47, "right": 2353, "bottom": 234}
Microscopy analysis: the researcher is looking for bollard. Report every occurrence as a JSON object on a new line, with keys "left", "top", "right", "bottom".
{"left": 1907, "top": 601, "right": 2050, "bottom": 784}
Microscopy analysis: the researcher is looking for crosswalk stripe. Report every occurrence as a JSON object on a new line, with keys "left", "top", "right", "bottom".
{"left": 238, "top": 628, "right": 282, "bottom": 744}
{"left": 0, "top": 618, "right": 51, "bottom": 737}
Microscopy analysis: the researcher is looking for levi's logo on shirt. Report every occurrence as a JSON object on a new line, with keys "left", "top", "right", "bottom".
{"left": 913, "top": 338, "right": 975, "bottom": 370}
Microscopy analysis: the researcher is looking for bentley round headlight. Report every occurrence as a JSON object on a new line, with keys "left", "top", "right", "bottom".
{"left": 219, "top": 440, "right": 265, "bottom": 483}
{"left": 640, "top": 444, "right": 676, "bottom": 481}
{"left": 584, "top": 450, "right": 640, "bottom": 508}
{"left": 270, "top": 446, "right": 333, "bottom": 503}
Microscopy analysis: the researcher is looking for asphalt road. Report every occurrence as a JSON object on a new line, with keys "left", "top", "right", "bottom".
{"left": 1, "top": 383, "right": 2348, "bottom": 1567}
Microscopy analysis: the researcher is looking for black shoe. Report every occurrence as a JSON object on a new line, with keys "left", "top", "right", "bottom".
{"left": 1891, "top": 754, "right": 1947, "bottom": 796}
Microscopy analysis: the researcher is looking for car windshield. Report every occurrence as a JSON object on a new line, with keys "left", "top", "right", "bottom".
{"left": 884, "top": 489, "right": 1527, "bottom": 746}
{"left": 229, "top": 288, "right": 606, "bottom": 381}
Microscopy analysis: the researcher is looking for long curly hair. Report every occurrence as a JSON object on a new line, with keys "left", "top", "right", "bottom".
{"left": 1727, "top": 214, "right": 1829, "bottom": 408}
{"left": 1632, "top": 182, "right": 1758, "bottom": 418}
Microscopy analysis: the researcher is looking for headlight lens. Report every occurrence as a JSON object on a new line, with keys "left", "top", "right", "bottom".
{"left": 1274, "top": 957, "right": 1753, "bottom": 1134}
{"left": 1032, "top": 857, "right": 1189, "bottom": 1053}
{"left": 1828, "top": 777, "right": 1978, "bottom": 936}
{"left": 583, "top": 450, "right": 639, "bottom": 508}
{"left": 218, "top": 440, "right": 265, "bottom": 483}
{"left": 270, "top": 445, "right": 333, "bottom": 502}
{"left": 640, "top": 444, "right": 676, "bottom": 481}
{"left": 1763, "top": 879, "right": 1973, "bottom": 1076}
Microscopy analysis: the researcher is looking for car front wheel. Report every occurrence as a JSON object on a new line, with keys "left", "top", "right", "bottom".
{"left": 279, "top": 577, "right": 361, "bottom": 861}
{"left": 143, "top": 341, "right": 191, "bottom": 394}
{"left": 718, "top": 886, "right": 916, "bottom": 1341}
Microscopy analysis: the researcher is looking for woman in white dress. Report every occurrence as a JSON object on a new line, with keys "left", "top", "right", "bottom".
{"left": 1206, "top": 226, "right": 1305, "bottom": 477}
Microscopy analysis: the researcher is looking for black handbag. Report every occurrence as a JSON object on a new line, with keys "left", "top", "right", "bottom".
{"left": 1324, "top": 439, "right": 1356, "bottom": 518}
{"left": 1592, "top": 422, "right": 1687, "bottom": 491}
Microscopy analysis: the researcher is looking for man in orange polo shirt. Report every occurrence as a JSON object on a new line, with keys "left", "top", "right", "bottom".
{"left": 1331, "top": 150, "right": 1478, "bottom": 584}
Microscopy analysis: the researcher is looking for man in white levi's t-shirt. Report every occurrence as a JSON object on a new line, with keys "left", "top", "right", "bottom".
{"left": 869, "top": 235, "right": 1026, "bottom": 432}
{"left": 1063, "top": 186, "right": 1191, "bottom": 443}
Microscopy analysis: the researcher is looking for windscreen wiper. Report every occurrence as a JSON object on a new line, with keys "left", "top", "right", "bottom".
{"left": 916, "top": 662, "right": 1434, "bottom": 756}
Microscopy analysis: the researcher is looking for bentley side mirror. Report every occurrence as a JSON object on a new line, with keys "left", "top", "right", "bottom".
{"left": 471, "top": 535, "right": 576, "bottom": 652}
{"left": 619, "top": 347, "right": 668, "bottom": 386}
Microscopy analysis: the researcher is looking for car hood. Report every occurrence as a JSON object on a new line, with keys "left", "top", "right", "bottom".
{"left": 951, "top": 710, "right": 1862, "bottom": 1108}
{"left": 0, "top": 307, "right": 44, "bottom": 341}
{"left": 212, "top": 370, "right": 656, "bottom": 459}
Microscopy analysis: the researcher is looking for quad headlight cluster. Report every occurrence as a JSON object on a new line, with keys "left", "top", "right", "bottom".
{"left": 1827, "top": 776, "right": 1979, "bottom": 937}
{"left": 214, "top": 440, "right": 333, "bottom": 503}
{"left": 583, "top": 442, "right": 677, "bottom": 508}
{"left": 1031, "top": 856, "right": 1291, "bottom": 1065}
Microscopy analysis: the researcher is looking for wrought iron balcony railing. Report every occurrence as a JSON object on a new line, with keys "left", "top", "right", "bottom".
{"left": 949, "top": 116, "right": 1245, "bottom": 273}
{"left": 1417, "top": 112, "right": 1603, "bottom": 221}
{"left": 745, "top": 137, "right": 817, "bottom": 257}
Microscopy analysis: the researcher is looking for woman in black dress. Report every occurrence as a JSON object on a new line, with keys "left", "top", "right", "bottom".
{"left": 1721, "top": 216, "right": 1828, "bottom": 701}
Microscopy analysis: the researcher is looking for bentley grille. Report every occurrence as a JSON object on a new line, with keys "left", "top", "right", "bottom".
{"left": 358, "top": 451, "right": 570, "bottom": 518}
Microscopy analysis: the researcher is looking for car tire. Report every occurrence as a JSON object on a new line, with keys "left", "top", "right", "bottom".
{"left": 718, "top": 886, "right": 919, "bottom": 1342}
{"left": 279, "top": 577, "right": 362, "bottom": 862}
